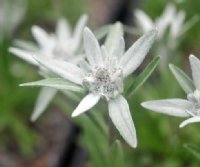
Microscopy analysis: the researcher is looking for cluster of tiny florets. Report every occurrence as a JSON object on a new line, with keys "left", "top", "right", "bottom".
{"left": 52, "top": 44, "right": 71, "bottom": 60}
{"left": 83, "top": 66, "right": 123, "bottom": 100}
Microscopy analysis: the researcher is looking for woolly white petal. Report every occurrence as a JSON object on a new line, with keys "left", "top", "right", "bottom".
{"left": 112, "top": 37, "right": 125, "bottom": 59}
{"left": 104, "top": 22, "right": 123, "bottom": 55}
{"left": 72, "top": 93, "right": 100, "bottom": 117}
{"left": 32, "top": 26, "right": 50, "bottom": 48}
{"left": 134, "top": 9, "right": 154, "bottom": 33}
{"left": 9, "top": 47, "right": 38, "bottom": 65}
{"left": 73, "top": 14, "right": 88, "bottom": 49}
{"left": 171, "top": 11, "right": 185, "bottom": 39}
{"left": 56, "top": 18, "right": 71, "bottom": 40}
{"left": 108, "top": 95, "right": 137, "bottom": 148}
{"left": 31, "top": 87, "right": 57, "bottom": 121}
{"left": 189, "top": 54, "right": 200, "bottom": 90}
{"left": 120, "top": 30, "right": 157, "bottom": 77}
{"left": 169, "top": 64, "right": 195, "bottom": 94}
{"left": 156, "top": 3, "right": 175, "bottom": 37}
{"left": 78, "top": 60, "right": 91, "bottom": 72}
{"left": 141, "top": 99, "right": 192, "bottom": 117}
{"left": 83, "top": 27, "right": 103, "bottom": 66}
{"left": 34, "top": 56, "right": 84, "bottom": 85}
{"left": 179, "top": 116, "right": 200, "bottom": 128}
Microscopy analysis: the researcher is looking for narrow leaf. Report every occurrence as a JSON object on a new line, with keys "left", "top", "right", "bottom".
{"left": 20, "top": 78, "right": 84, "bottom": 92}
{"left": 180, "top": 15, "right": 199, "bottom": 37}
{"left": 184, "top": 143, "right": 200, "bottom": 160}
{"left": 110, "top": 140, "right": 125, "bottom": 167}
{"left": 169, "top": 64, "right": 195, "bottom": 94}
{"left": 127, "top": 56, "right": 160, "bottom": 98}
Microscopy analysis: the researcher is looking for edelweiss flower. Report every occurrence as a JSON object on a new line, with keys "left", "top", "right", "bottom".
{"left": 141, "top": 55, "right": 200, "bottom": 128}
{"left": 134, "top": 3, "right": 198, "bottom": 67}
{"left": 10, "top": 14, "right": 88, "bottom": 65}
{"left": 134, "top": 3, "right": 186, "bottom": 40}
{"left": 9, "top": 14, "right": 88, "bottom": 121}
{"left": 0, "top": 0, "right": 26, "bottom": 40}
{"left": 31, "top": 27, "right": 157, "bottom": 147}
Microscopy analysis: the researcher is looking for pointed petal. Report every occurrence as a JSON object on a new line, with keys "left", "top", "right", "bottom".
{"left": 34, "top": 56, "right": 84, "bottom": 85}
{"left": 120, "top": 30, "right": 157, "bottom": 77}
{"left": 13, "top": 39, "right": 38, "bottom": 51}
{"left": 108, "top": 95, "right": 137, "bottom": 148}
{"left": 31, "top": 87, "right": 57, "bottom": 121}
{"left": 189, "top": 54, "right": 200, "bottom": 90}
{"left": 73, "top": 14, "right": 88, "bottom": 49}
{"left": 78, "top": 60, "right": 91, "bottom": 72}
{"left": 161, "top": 3, "right": 176, "bottom": 22}
{"left": 180, "top": 15, "right": 199, "bottom": 37}
{"left": 56, "top": 18, "right": 71, "bottom": 40}
{"left": 83, "top": 27, "right": 103, "bottom": 66}
{"left": 105, "top": 22, "right": 123, "bottom": 55}
{"left": 32, "top": 26, "right": 49, "bottom": 48}
{"left": 9, "top": 47, "right": 38, "bottom": 65}
{"left": 156, "top": 3, "right": 175, "bottom": 37}
{"left": 169, "top": 64, "right": 195, "bottom": 94}
{"left": 141, "top": 99, "right": 192, "bottom": 117}
{"left": 72, "top": 94, "right": 100, "bottom": 117}
{"left": 134, "top": 9, "right": 154, "bottom": 32}
{"left": 179, "top": 116, "right": 200, "bottom": 128}
{"left": 112, "top": 37, "right": 125, "bottom": 59}
{"left": 20, "top": 78, "right": 84, "bottom": 92}
{"left": 171, "top": 11, "right": 185, "bottom": 39}
{"left": 101, "top": 45, "right": 109, "bottom": 63}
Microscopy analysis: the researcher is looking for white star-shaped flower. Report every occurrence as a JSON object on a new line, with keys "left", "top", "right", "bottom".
{"left": 134, "top": 3, "right": 186, "bottom": 40}
{"left": 9, "top": 14, "right": 88, "bottom": 65}
{"left": 141, "top": 55, "right": 200, "bottom": 128}
{"left": 32, "top": 27, "right": 157, "bottom": 147}
{"left": 9, "top": 14, "right": 88, "bottom": 121}
{"left": 134, "top": 3, "right": 198, "bottom": 68}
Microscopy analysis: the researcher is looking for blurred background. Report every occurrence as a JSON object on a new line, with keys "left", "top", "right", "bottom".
{"left": 1, "top": 0, "right": 200, "bottom": 166}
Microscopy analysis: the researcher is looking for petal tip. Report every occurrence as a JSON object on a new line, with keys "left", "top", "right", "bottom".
{"left": 84, "top": 27, "right": 91, "bottom": 34}
{"left": 131, "top": 141, "right": 137, "bottom": 148}
{"left": 71, "top": 111, "right": 79, "bottom": 117}
{"left": 179, "top": 124, "right": 185, "bottom": 128}
{"left": 30, "top": 112, "right": 39, "bottom": 122}
{"left": 134, "top": 9, "right": 141, "bottom": 14}
{"left": 126, "top": 136, "right": 137, "bottom": 148}
{"left": 31, "top": 25, "right": 38, "bottom": 32}
{"left": 140, "top": 102, "right": 148, "bottom": 108}
{"left": 168, "top": 63, "right": 173, "bottom": 68}
{"left": 30, "top": 116, "right": 37, "bottom": 122}
{"left": 8, "top": 47, "right": 16, "bottom": 54}
{"left": 83, "top": 27, "right": 93, "bottom": 40}
{"left": 189, "top": 54, "right": 196, "bottom": 60}
{"left": 81, "top": 14, "right": 88, "bottom": 20}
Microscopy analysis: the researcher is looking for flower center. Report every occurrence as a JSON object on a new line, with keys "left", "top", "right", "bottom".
{"left": 53, "top": 45, "right": 69, "bottom": 59}
{"left": 52, "top": 44, "right": 72, "bottom": 60}
{"left": 83, "top": 66, "right": 123, "bottom": 100}
{"left": 187, "top": 89, "right": 200, "bottom": 115}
